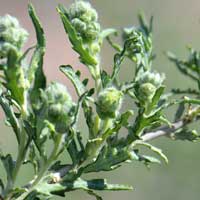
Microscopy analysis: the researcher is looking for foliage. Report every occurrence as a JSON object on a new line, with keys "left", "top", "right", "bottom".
{"left": 0, "top": 1, "right": 199, "bottom": 200}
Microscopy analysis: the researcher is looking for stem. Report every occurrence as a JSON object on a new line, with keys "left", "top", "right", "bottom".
{"left": 3, "top": 128, "right": 27, "bottom": 199}
{"left": 142, "top": 106, "right": 200, "bottom": 142}
{"left": 32, "top": 134, "right": 63, "bottom": 187}
{"left": 141, "top": 120, "right": 185, "bottom": 142}
{"left": 101, "top": 118, "right": 112, "bottom": 139}
{"left": 15, "top": 134, "right": 64, "bottom": 200}
{"left": 93, "top": 115, "right": 101, "bottom": 137}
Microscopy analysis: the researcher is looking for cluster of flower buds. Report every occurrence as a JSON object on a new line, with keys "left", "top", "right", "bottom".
{"left": 136, "top": 70, "right": 165, "bottom": 103}
{"left": 0, "top": 15, "right": 28, "bottom": 58}
{"left": 96, "top": 87, "right": 123, "bottom": 119}
{"left": 68, "top": 1, "right": 101, "bottom": 56}
{"left": 68, "top": 1, "right": 100, "bottom": 43}
{"left": 40, "top": 82, "right": 76, "bottom": 133}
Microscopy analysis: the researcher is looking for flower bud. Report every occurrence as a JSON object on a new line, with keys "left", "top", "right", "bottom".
{"left": 96, "top": 87, "right": 123, "bottom": 119}
{"left": 136, "top": 70, "right": 165, "bottom": 103}
{"left": 138, "top": 70, "right": 165, "bottom": 88}
{"left": 0, "top": 15, "right": 28, "bottom": 58}
{"left": 40, "top": 82, "right": 76, "bottom": 133}
{"left": 68, "top": 1, "right": 100, "bottom": 42}
{"left": 138, "top": 83, "right": 156, "bottom": 102}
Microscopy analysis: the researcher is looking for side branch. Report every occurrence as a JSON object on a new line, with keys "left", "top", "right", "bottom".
{"left": 141, "top": 120, "right": 185, "bottom": 142}
{"left": 142, "top": 105, "right": 200, "bottom": 142}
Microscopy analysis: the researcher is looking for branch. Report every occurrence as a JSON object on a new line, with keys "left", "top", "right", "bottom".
{"left": 142, "top": 105, "right": 200, "bottom": 142}
{"left": 141, "top": 120, "right": 185, "bottom": 142}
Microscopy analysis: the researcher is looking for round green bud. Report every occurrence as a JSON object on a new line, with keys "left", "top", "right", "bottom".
{"left": 138, "top": 83, "right": 156, "bottom": 102}
{"left": 45, "top": 82, "right": 72, "bottom": 104}
{"left": 96, "top": 87, "right": 123, "bottom": 119}
{"left": 68, "top": 1, "right": 100, "bottom": 41}
{"left": 0, "top": 15, "right": 28, "bottom": 58}
{"left": 42, "top": 82, "right": 76, "bottom": 133}
{"left": 138, "top": 71, "right": 165, "bottom": 88}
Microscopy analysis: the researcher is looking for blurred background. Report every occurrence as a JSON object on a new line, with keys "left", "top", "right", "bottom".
{"left": 0, "top": 0, "right": 200, "bottom": 199}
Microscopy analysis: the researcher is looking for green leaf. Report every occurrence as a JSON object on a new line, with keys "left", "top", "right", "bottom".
{"left": 57, "top": 5, "right": 97, "bottom": 67}
{"left": 83, "top": 146, "right": 134, "bottom": 173}
{"left": 102, "top": 110, "right": 134, "bottom": 140}
{"left": 99, "top": 28, "right": 117, "bottom": 44}
{"left": 0, "top": 92, "right": 21, "bottom": 144}
{"left": 87, "top": 190, "right": 103, "bottom": 200}
{"left": 34, "top": 178, "right": 132, "bottom": 198}
{"left": 60, "top": 65, "right": 86, "bottom": 96}
{"left": 134, "top": 141, "right": 168, "bottom": 164}
{"left": 101, "top": 70, "right": 111, "bottom": 88}
{"left": 28, "top": 4, "right": 45, "bottom": 47}
{"left": 140, "top": 155, "right": 161, "bottom": 165}
{"left": 0, "top": 178, "right": 4, "bottom": 192}
{"left": 174, "top": 102, "right": 185, "bottom": 121}
{"left": 167, "top": 51, "right": 199, "bottom": 81}
{"left": 85, "top": 138, "right": 103, "bottom": 159}
{"left": 147, "top": 86, "right": 165, "bottom": 113}
{"left": 0, "top": 154, "right": 15, "bottom": 185}
{"left": 111, "top": 39, "right": 129, "bottom": 81}
{"left": 27, "top": 143, "right": 39, "bottom": 174}
{"left": 171, "top": 128, "right": 200, "bottom": 142}
{"left": 138, "top": 12, "right": 153, "bottom": 37}
{"left": 28, "top": 3, "right": 46, "bottom": 103}
{"left": 5, "top": 49, "right": 26, "bottom": 106}
{"left": 172, "top": 88, "right": 200, "bottom": 95}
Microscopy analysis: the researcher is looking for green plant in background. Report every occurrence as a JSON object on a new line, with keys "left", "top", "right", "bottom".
{"left": 0, "top": 1, "right": 199, "bottom": 199}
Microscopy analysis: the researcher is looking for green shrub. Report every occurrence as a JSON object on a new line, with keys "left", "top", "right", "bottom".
{"left": 0, "top": 1, "right": 199, "bottom": 200}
